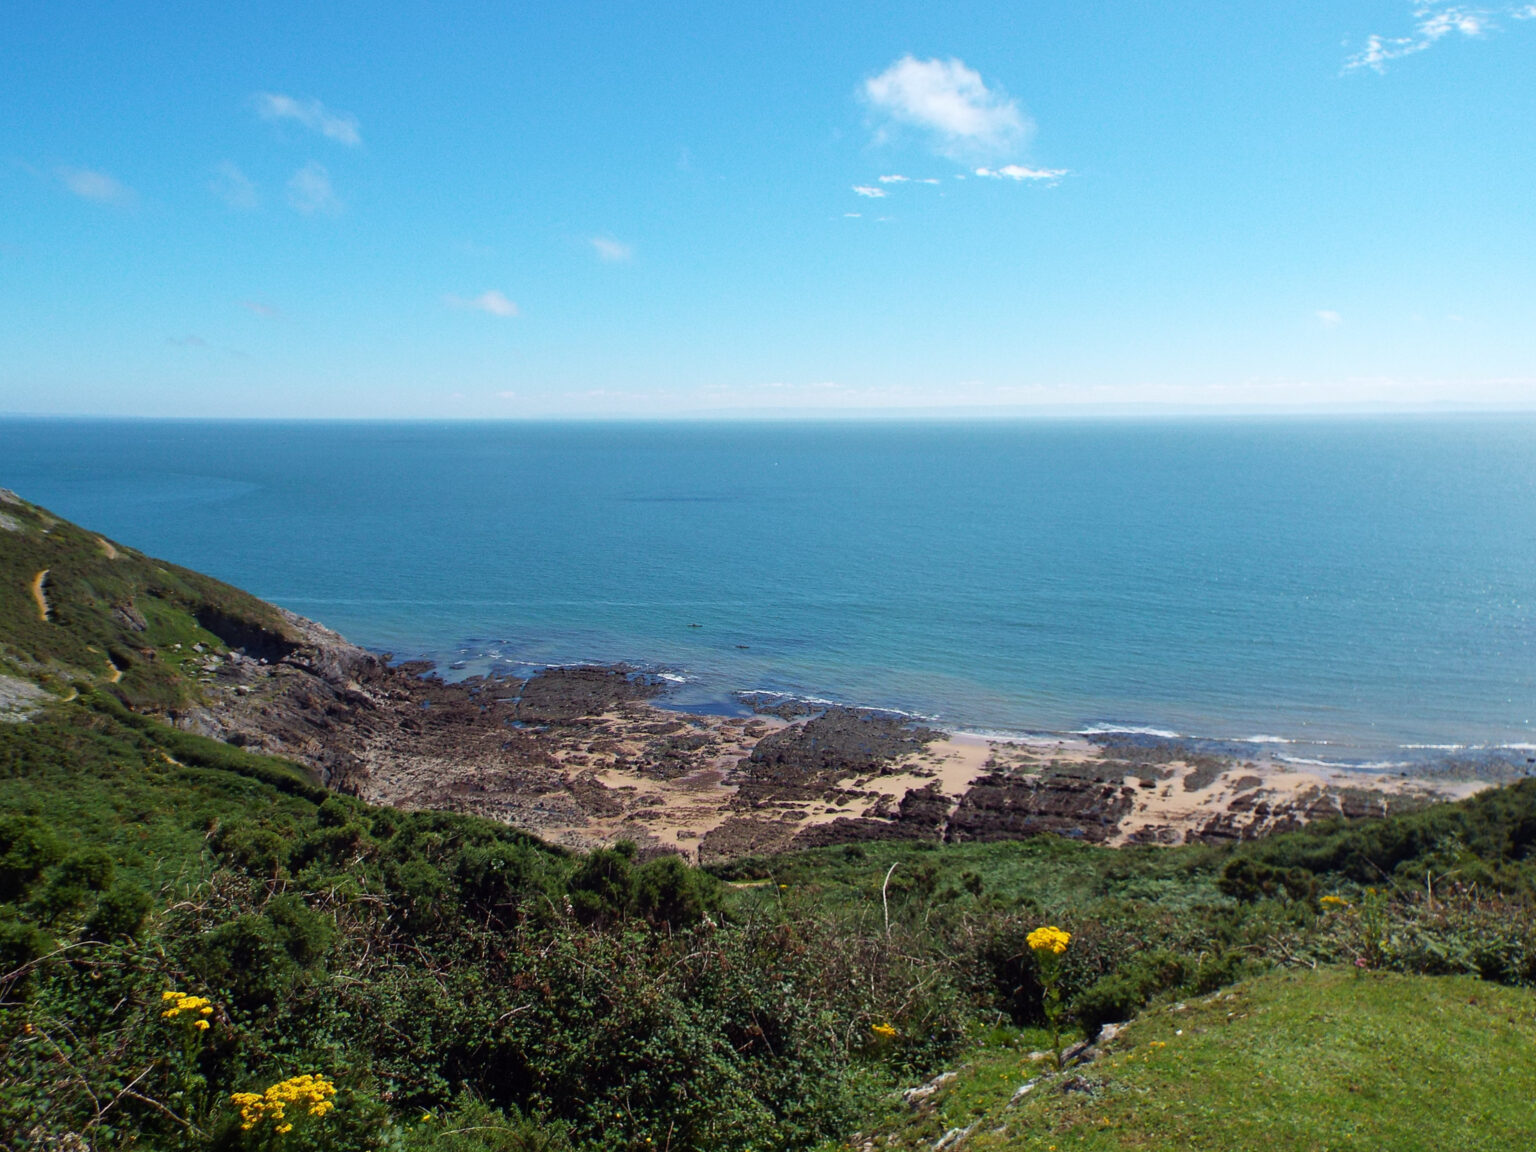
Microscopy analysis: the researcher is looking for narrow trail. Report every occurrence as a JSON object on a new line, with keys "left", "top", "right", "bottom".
{"left": 97, "top": 537, "right": 119, "bottom": 559}
{"left": 30, "top": 569, "right": 50, "bottom": 622}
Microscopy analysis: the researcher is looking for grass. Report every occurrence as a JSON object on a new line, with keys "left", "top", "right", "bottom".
{"left": 845, "top": 966, "right": 1536, "bottom": 1152}
{"left": 0, "top": 491, "right": 297, "bottom": 708}
{"left": 719, "top": 837, "right": 1227, "bottom": 923}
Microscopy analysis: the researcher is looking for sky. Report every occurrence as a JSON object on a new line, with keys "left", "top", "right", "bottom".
{"left": 2, "top": 1, "right": 1535, "bottom": 418}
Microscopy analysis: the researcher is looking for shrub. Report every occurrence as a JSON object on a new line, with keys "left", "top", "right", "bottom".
{"left": 0, "top": 815, "right": 64, "bottom": 901}
{"left": 212, "top": 821, "right": 293, "bottom": 878}
{"left": 84, "top": 883, "right": 153, "bottom": 940}
{"left": 568, "top": 846, "right": 637, "bottom": 926}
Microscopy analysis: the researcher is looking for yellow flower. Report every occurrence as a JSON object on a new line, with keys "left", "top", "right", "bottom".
{"left": 194, "top": 1019, "right": 210, "bottom": 1031}
{"left": 1026, "top": 926, "right": 1071, "bottom": 955}
{"left": 160, "top": 990, "right": 215, "bottom": 1021}
{"left": 871, "top": 1022, "right": 898, "bottom": 1039}
{"left": 230, "top": 1073, "right": 338, "bottom": 1132}
{"left": 1320, "top": 895, "right": 1350, "bottom": 909}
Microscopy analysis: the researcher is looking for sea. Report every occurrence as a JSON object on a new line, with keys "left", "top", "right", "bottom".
{"left": 4, "top": 416, "right": 1535, "bottom": 766}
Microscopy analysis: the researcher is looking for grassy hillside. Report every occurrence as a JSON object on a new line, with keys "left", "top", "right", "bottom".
{"left": 0, "top": 489, "right": 298, "bottom": 708}
{"left": 839, "top": 967, "right": 1536, "bottom": 1152}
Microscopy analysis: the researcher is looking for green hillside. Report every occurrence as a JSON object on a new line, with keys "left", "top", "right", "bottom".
{"left": 0, "top": 489, "right": 299, "bottom": 709}
{"left": 840, "top": 967, "right": 1536, "bottom": 1152}
{"left": 4, "top": 496, "right": 1536, "bottom": 1150}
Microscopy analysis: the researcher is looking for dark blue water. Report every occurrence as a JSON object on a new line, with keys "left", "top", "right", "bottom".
{"left": 4, "top": 417, "right": 1535, "bottom": 758}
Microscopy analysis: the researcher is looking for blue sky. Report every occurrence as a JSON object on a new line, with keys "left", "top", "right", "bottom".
{"left": 3, "top": 1, "right": 1535, "bottom": 417}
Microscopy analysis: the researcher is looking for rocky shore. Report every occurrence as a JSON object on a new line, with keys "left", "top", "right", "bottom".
{"left": 166, "top": 609, "right": 1500, "bottom": 862}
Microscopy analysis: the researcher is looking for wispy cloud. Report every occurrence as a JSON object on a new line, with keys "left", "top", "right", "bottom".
{"left": 974, "top": 164, "right": 1068, "bottom": 183}
{"left": 863, "top": 56, "right": 1029, "bottom": 157}
{"left": 852, "top": 185, "right": 887, "bottom": 198}
{"left": 590, "top": 236, "right": 633, "bottom": 262}
{"left": 1346, "top": 4, "right": 1535, "bottom": 72}
{"left": 211, "top": 161, "right": 259, "bottom": 210}
{"left": 253, "top": 92, "right": 362, "bottom": 145}
{"left": 57, "top": 167, "right": 135, "bottom": 206}
{"left": 878, "top": 174, "right": 941, "bottom": 185}
{"left": 1316, "top": 310, "right": 1344, "bottom": 329}
{"left": 445, "top": 290, "right": 519, "bottom": 317}
{"left": 286, "top": 162, "right": 343, "bottom": 215}
{"left": 239, "top": 300, "right": 279, "bottom": 318}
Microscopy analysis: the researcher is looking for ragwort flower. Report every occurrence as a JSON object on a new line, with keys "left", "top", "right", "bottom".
{"left": 1026, "top": 925, "right": 1071, "bottom": 955}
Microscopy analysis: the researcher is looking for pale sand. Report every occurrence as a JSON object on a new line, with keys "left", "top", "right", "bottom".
{"left": 529, "top": 712, "right": 1488, "bottom": 861}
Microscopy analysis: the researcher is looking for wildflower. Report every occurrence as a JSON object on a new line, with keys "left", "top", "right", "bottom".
{"left": 231, "top": 1073, "right": 338, "bottom": 1132}
{"left": 1027, "top": 925, "right": 1071, "bottom": 1069}
{"left": 1320, "top": 895, "right": 1350, "bottom": 909}
{"left": 194, "top": 1020, "right": 210, "bottom": 1032}
{"left": 871, "top": 1022, "right": 898, "bottom": 1039}
{"left": 1026, "top": 926, "right": 1071, "bottom": 955}
{"left": 160, "top": 990, "right": 215, "bottom": 1020}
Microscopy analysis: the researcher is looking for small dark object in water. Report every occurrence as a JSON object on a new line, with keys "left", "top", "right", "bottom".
{"left": 735, "top": 644, "right": 749, "bottom": 649}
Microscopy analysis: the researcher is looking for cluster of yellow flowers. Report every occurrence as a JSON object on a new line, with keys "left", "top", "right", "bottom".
{"left": 161, "top": 990, "right": 214, "bottom": 1031}
{"left": 1320, "top": 894, "right": 1351, "bottom": 909}
{"left": 1026, "top": 925, "right": 1071, "bottom": 955}
{"left": 231, "top": 1073, "right": 337, "bottom": 1134}
{"left": 870, "top": 1022, "right": 898, "bottom": 1039}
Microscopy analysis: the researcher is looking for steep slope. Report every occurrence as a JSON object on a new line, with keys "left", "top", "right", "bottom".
{"left": 0, "top": 487, "right": 308, "bottom": 708}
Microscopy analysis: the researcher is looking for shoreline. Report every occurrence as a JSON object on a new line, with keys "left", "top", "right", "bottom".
{"left": 164, "top": 609, "right": 1532, "bottom": 865}
{"left": 280, "top": 650, "right": 1519, "bottom": 863}
{"left": 415, "top": 647, "right": 1536, "bottom": 780}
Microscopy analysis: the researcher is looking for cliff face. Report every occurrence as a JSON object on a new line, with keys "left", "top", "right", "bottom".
{"left": 0, "top": 491, "right": 1501, "bottom": 861}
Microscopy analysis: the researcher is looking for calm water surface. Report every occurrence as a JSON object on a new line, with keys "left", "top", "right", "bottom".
{"left": 3, "top": 417, "right": 1534, "bottom": 759}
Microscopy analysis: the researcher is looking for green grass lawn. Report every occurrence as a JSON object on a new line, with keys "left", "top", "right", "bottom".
{"left": 851, "top": 966, "right": 1536, "bottom": 1152}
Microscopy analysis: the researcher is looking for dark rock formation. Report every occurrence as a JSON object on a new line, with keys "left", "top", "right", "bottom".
{"left": 735, "top": 707, "right": 942, "bottom": 803}
{"left": 945, "top": 771, "right": 1136, "bottom": 844}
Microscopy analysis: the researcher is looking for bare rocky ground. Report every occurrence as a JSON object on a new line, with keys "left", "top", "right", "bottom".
{"left": 152, "top": 611, "right": 1504, "bottom": 862}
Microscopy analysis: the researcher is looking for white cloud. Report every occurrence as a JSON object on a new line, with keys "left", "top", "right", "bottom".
{"left": 211, "top": 161, "right": 259, "bottom": 210}
{"left": 57, "top": 167, "right": 134, "bottom": 206}
{"left": 863, "top": 56, "right": 1029, "bottom": 157}
{"left": 239, "top": 300, "right": 279, "bottom": 318}
{"left": 844, "top": 212, "right": 862, "bottom": 218}
{"left": 286, "top": 162, "right": 343, "bottom": 215}
{"left": 878, "top": 174, "right": 910, "bottom": 183}
{"left": 253, "top": 92, "right": 361, "bottom": 145}
{"left": 852, "top": 185, "right": 887, "bottom": 198}
{"left": 1345, "top": 4, "right": 1534, "bottom": 72}
{"left": 1316, "top": 310, "right": 1344, "bottom": 328}
{"left": 590, "top": 236, "right": 633, "bottom": 262}
{"left": 446, "top": 290, "right": 519, "bottom": 317}
{"left": 974, "top": 164, "right": 1068, "bottom": 182}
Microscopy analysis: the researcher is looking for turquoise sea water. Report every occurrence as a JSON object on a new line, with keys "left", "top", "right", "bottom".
{"left": 3, "top": 417, "right": 1535, "bottom": 761}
